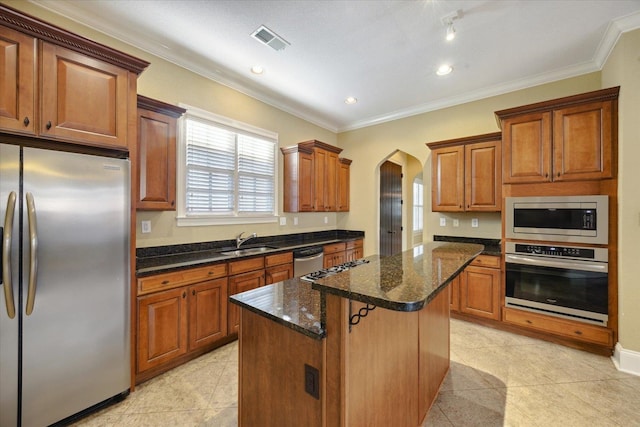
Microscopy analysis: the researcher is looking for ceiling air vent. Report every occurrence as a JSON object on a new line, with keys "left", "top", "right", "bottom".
{"left": 251, "top": 25, "right": 290, "bottom": 51}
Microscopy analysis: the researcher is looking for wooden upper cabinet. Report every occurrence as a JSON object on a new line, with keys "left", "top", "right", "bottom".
{"left": 430, "top": 145, "right": 464, "bottom": 211}
{"left": 0, "top": 5, "right": 149, "bottom": 148}
{"left": 500, "top": 112, "right": 551, "bottom": 183}
{"left": 465, "top": 140, "right": 501, "bottom": 211}
{"left": 281, "top": 140, "right": 350, "bottom": 212}
{"left": 136, "top": 96, "right": 186, "bottom": 210}
{"left": 496, "top": 87, "right": 618, "bottom": 184}
{"left": 337, "top": 158, "right": 351, "bottom": 212}
{"left": 0, "top": 25, "right": 36, "bottom": 134}
{"left": 427, "top": 132, "right": 501, "bottom": 212}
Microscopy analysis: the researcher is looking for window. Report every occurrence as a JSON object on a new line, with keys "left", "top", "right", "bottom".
{"left": 177, "top": 106, "right": 278, "bottom": 225}
{"left": 412, "top": 175, "right": 424, "bottom": 233}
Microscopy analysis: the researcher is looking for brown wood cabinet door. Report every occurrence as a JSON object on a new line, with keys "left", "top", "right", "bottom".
{"left": 324, "top": 150, "right": 338, "bottom": 211}
{"left": 553, "top": 100, "right": 613, "bottom": 181}
{"left": 502, "top": 112, "right": 552, "bottom": 183}
{"left": 40, "top": 42, "right": 129, "bottom": 148}
{"left": 0, "top": 26, "right": 36, "bottom": 134}
{"left": 431, "top": 146, "right": 464, "bottom": 211}
{"left": 137, "top": 107, "right": 177, "bottom": 210}
{"left": 188, "top": 278, "right": 228, "bottom": 350}
{"left": 465, "top": 140, "right": 501, "bottom": 211}
{"left": 137, "top": 288, "right": 188, "bottom": 373}
{"left": 298, "top": 151, "right": 315, "bottom": 212}
{"left": 265, "top": 263, "right": 293, "bottom": 284}
{"left": 460, "top": 266, "right": 500, "bottom": 320}
{"left": 228, "top": 270, "right": 265, "bottom": 334}
{"left": 337, "top": 160, "right": 350, "bottom": 212}
{"left": 313, "top": 148, "right": 327, "bottom": 211}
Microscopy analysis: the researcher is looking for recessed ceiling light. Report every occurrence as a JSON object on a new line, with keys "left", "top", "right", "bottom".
{"left": 345, "top": 96, "right": 358, "bottom": 105}
{"left": 251, "top": 65, "right": 264, "bottom": 75}
{"left": 436, "top": 64, "right": 453, "bottom": 76}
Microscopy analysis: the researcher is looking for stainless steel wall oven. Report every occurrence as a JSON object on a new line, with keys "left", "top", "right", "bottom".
{"left": 505, "top": 242, "right": 608, "bottom": 326}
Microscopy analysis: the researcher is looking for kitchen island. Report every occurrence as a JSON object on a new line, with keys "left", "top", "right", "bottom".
{"left": 230, "top": 242, "right": 483, "bottom": 427}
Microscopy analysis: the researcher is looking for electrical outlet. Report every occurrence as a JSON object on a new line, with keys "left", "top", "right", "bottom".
{"left": 324, "top": 216, "right": 328, "bottom": 224}
{"left": 439, "top": 217, "right": 446, "bottom": 227}
{"left": 293, "top": 217, "right": 298, "bottom": 226}
{"left": 279, "top": 217, "right": 286, "bottom": 226}
{"left": 453, "top": 219, "right": 459, "bottom": 227}
{"left": 141, "top": 220, "right": 151, "bottom": 233}
{"left": 471, "top": 218, "right": 479, "bottom": 228}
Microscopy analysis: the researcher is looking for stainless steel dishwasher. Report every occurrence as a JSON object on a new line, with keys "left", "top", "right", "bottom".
{"left": 293, "top": 246, "right": 324, "bottom": 277}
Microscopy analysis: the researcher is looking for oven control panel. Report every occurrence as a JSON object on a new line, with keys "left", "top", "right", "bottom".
{"left": 514, "top": 243, "right": 595, "bottom": 259}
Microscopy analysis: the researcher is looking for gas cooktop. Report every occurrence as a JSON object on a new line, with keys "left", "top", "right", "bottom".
{"left": 300, "top": 259, "right": 370, "bottom": 282}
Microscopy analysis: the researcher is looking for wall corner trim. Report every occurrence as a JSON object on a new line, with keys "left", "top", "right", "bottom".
{"left": 612, "top": 342, "right": 640, "bottom": 377}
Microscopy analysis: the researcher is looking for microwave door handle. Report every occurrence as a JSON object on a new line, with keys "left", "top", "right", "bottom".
{"left": 2, "top": 191, "right": 17, "bottom": 319}
{"left": 505, "top": 254, "right": 607, "bottom": 273}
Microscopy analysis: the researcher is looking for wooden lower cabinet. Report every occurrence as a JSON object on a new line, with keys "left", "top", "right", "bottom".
{"left": 266, "top": 263, "right": 293, "bottom": 284}
{"left": 452, "top": 255, "right": 501, "bottom": 321}
{"left": 503, "top": 307, "right": 613, "bottom": 347}
{"left": 188, "top": 278, "right": 228, "bottom": 350}
{"left": 137, "top": 288, "right": 188, "bottom": 373}
{"left": 345, "top": 239, "right": 364, "bottom": 262}
{"left": 228, "top": 270, "right": 265, "bottom": 334}
{"left": 324, "top": 242, "right": 346, "bottom": 268}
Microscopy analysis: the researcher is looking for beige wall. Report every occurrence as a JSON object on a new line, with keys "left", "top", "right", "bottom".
{"left": 602, "top": 29, "right": 640, "bottom": 354}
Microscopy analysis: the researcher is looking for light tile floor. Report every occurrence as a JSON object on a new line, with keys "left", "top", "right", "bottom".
{"left": 74, "top": 319, "right": 640, "bottom": 426}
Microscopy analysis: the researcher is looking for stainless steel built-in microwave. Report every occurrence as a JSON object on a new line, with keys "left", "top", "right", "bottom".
{"left": 505, "top": 195, "right": 608, "bottom": 245}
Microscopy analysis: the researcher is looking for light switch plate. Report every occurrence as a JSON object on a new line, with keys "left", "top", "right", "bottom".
{"left": 439, "top": 217, "right": 446, "bottom": 227}
{"left": 294, "top": 217, "right": 298, "bottom": 225}
{"left": 279, "top": 217, "right": 286, "bottom": 226}
{"left": 141, "top": 220, "right": 151, "bottom": 233}
{"left": 453, "top": 219, "right": 459, "bottom": 227}
{"left": 471, "top": 218, "right": 479, "bottom": 228}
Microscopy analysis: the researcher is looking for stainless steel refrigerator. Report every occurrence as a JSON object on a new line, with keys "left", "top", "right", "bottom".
{"left": 1, "top": 143, "right": 131, "bottom": 427}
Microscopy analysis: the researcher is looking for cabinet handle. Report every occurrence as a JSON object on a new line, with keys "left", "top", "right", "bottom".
{"left": 557, "top": 172, "right": 561, "bottom": 177}
{"left": 544, "top": 173, "right": 548, "bottom": 178}
{"left": 182, "top": 291, "right": 186, "bottom": 298}
{"left": 526, "top": 320, "right": 532, "bottom": 324}
{"left": 23, "top": 117, "right": 30, "bottom": 126}
{"left": 45, "top": 121, "right": 52, "bottom": 130}
{"left": 171, "top": 200, "right": 175, "bottom": 206}
{"left": 161, "top": 280, "right": 170, "bottom": 285}
{"left": 192, "top": 290, "right": 196, "bottom": 296}
{"left": 574, "top": 330, "right": 583, "bottom": 335}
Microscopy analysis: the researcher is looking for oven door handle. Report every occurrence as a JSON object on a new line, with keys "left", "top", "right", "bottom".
{"left": 505, "top": 254, "right": 608, "bottom": 273}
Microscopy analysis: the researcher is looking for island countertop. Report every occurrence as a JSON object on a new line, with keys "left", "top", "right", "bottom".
{"left": 230, "top": 241, "right": 483, "bottom": 339}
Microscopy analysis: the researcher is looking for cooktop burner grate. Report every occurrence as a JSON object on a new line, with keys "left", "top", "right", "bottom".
{"left": 300, "top": 259, "right": 370, "bottom": 282}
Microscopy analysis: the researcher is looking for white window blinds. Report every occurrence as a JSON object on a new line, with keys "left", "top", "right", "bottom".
{"left": 181, "top": 110, "right": 277, "bottom": 221}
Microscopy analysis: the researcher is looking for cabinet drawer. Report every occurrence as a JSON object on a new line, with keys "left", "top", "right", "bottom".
{"left": 346, "top": 239, "right": 363, "bottom": 250}
{"left": 265, "top": 252, "right": 293, "bottom": 267}
{"left": 138, "top": 263, "right": 227, "bottom": 295}
{"left": 228, "top": 256, "right": 265, "bottom": 275}
{"left": 470, "top": 255, "right": 500, "bottom": 269}
{"left": 503, "top": 307, "right": 613, "bottom": 346}
{"left": 324, "top": 242, "right": 346, "bottom": 255}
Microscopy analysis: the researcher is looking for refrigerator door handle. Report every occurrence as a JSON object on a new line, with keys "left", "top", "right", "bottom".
{"left": 25, "top": 192, "right": 38, "bottom": 315}
{"left": 2, "top": 191, "right": 17, "bottom": 319}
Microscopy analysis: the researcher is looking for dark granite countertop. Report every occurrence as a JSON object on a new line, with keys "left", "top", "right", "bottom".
{"left": 229, "top": 241, "right": 483, "bottom": 338}
{"left": 313, "top": 242, "right": 483, "bottom": 312}
{"left": 136, "top": 229, "right": 364, "bottom": 276}
{"left": 433, "top": 235, "right": 501, "bottom": 257}
{"left": 229, "top": 278, "right": 324, "bottom": 339}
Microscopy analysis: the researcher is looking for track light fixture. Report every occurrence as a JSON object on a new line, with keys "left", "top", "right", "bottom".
{"left": 441, "top": 9, "right": 463, "bottom": 42}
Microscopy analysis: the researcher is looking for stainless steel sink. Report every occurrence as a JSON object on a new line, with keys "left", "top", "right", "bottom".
{"left": 219, "top": 246, "right": 277, "bottom": 256}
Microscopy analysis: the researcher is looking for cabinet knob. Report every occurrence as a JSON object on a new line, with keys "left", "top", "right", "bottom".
{"left": 46, "top": 121, "right": 52, "bottom": 130}
{"left": 171, "top": 200, "right": 175, "bottom": 206}
{"left": 161, "top": 280, "right": 170, "bottom": 285}
{"left": 192, "top": 290, "right": 196, "bottom": 296}
{"left": 544, "top": 173, "right": 548, "bottom": 178}
{"left": 182, "top": 291, "right": 186, "bottom": 298}
{"left": 557, "top": 172, "right": 561, "bottom": 177}
{"left": 23, "top": 117, "right": 30, "bottom": 126}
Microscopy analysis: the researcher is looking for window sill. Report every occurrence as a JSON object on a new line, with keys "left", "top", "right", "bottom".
{"left": 177, "top": 215, "right": 279, "bottom": 227}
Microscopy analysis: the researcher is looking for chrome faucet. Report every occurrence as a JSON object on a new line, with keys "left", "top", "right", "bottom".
{"left": 236, "top": 232, "right": 257, "bottom": 248}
